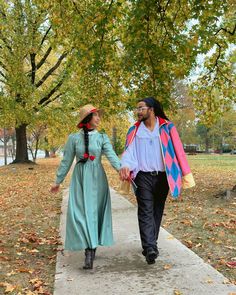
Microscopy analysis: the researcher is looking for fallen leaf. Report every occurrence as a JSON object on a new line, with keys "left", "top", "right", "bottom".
{"left": 4, "top": 283, "right": 16, "bottom": 293}
{"left": 195, "top": 243, "right": 202, "bottom": 248}
{"left": 37, "top": 286, "right": 46, "bottom": 294}
{"left": 29, "top": 278, "right": 44, "bottom": 288}
{"left": 184, "top": 240, "right": 193, "bottom": 248}
{"left": 6, "top": 270, "right": 17, "bottom": 276}
{"left": 225, "top": 246, "right": 236, "bottom": 250}
{"left": 218, "top": 231, "right": 225, "bottom": 237}
{"left": 17, "top": 268, "right": 33, "bottom": 273}
{"left": 226, "top": 261, "right": 236, "bottom": 268}
{"left": 18, "top": 237, "right": 29, "bottom": 243}
{"left": 164, "top": 264, "right": 172, "bottom": 270}
{"left": 25, "top": 291, "right": 37, "bottom": 295}
{"left": 180, "top": 219, "right": 192, "bottom": 226}
{"left": 28, "top": 249, "right": 39, "bottom": 254}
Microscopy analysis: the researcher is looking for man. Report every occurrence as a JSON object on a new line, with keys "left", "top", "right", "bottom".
{"left": 120, "top": 97, "right": 195, "bottom": 264}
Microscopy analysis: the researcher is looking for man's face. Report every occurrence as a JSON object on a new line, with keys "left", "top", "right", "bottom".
{"left": 135, "top": 101, "right": 151, "bottom": 122}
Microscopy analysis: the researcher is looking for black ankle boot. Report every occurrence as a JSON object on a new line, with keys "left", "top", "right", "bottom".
{"left": 92, "top": 248, "right": 96, "bottom": 260}
{"left": 83, "top": 248, "right": 93, "bottom": 269}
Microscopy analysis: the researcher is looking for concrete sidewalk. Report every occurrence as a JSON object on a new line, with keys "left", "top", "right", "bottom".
{"left": 53, "top": 188, "right": 236, "bottom": 295}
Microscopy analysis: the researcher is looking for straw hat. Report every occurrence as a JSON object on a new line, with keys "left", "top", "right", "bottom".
{"left": 77, "top": 104, "right": 101, "bottom": 127}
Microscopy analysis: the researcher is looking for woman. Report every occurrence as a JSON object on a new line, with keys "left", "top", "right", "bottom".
{"left": 51, "top": 104, "right": 121, "bottom": 270}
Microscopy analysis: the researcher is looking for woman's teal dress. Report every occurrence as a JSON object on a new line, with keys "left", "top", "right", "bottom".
{"left": 56, "top": 130, "right": 121, "bottom": 251}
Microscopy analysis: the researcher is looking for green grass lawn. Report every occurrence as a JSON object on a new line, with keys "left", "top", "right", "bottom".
{"left": 188, "top": 154, "right": 236, "bottom": 169}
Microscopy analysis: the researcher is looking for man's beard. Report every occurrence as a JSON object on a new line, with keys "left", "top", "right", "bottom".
{"left": 140, "top": 115, "right": 148, "bottom": 122}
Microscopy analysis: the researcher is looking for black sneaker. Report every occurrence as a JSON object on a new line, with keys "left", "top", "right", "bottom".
{"left": 142, "top": 248, "right": 159, "bottom": 257}
{"left": 145, "top": 248, "right": 158, "bottom": 265}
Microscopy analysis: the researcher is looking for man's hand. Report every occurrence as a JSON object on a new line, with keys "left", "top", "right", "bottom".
{"left": 50, "top": 183, "right": 60, "bottom": 193}
{"left": 119, "top": 167, "right": 130, "bottom": 181}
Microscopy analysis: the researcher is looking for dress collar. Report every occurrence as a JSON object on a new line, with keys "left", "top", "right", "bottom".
{"left": 79, "top": 129, "right": 98, "bottom": 135}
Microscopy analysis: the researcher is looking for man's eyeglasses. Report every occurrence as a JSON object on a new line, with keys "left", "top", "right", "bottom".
{"left": 134, "top": 107, "right": 149, "bottom": 113}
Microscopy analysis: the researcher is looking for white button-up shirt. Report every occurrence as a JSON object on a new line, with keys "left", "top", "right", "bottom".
{"left": 121, "top": 121, "right": 165, "bottom": 178}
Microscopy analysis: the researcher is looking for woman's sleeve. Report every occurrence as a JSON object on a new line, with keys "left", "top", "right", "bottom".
{"left": 169, "top": 124, "right": 195, "bottom": 188}
{"left": 56, "top": 134, "right": 76, "bottom": 184}
{"left": 102, "top": 134, "right": 121, "bottom": 171}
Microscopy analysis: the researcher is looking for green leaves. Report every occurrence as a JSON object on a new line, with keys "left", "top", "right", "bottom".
{"left": 0, "top": 0, "right": 235, "bottom": 150}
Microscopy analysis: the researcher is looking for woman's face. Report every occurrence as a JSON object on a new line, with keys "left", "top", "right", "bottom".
{"left": 89, "top": 112, "right": 101, "bottom": 129}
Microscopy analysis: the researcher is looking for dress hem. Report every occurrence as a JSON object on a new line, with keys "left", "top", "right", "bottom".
{"left": 64, "top": 242, "right": 115, "bottom": 251}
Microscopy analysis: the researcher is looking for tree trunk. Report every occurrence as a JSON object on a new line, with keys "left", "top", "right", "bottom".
{"left": 205, "top": 128, "right": 210, "bottom": 153}
{"left": 205, "top": 136, "right": 209, "bottom": 153}
{"left": 33, "top": 136, "right": 40, "bottom": 161}
{"left": 11, "top": 133, "right": 16, "bottom": 160}
{"left": 45, "top": 150, "right": 50, "bottom": 158}
{"left": 44, "top": 137, "right": 50, "bottom": 158}
{"left": 12, "top": 124, "right": 32, "bottom": 163}
{"left": 3, "top": 128, "right": 7, "bottom": 165}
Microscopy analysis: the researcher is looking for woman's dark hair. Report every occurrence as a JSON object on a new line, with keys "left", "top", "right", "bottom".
{"left": 79, "top": 113, "right": 93, "bottom": 164}
{"left": 139, "top": 97, "right": 169, "bottom": 120}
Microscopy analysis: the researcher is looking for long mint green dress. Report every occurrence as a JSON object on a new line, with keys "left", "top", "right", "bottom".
{"left": 56, "top": 130, "right": 121, "bottom": 251}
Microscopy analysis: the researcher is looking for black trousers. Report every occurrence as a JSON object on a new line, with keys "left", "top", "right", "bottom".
{"left": 134, "top": 171, "right": 169, "bottom": 252}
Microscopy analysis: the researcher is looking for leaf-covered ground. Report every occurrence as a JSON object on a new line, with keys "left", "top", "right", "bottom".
{"left": 0, "top": 158, "right": 68, "bottom": 295}
{"left": 104, "top": 154, "right": 236, "bottom": 284}
{"left": 0, "top": 155, "right": 235, "bottom": 294}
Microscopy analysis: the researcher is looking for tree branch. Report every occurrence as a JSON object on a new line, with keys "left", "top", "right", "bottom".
{"left": 214, "top": 24, "right": 236, "bottom": 36}
{"left": 0, "top": 60, "right": 7, "bottom": 71}
{"left": 0, "top": 70, "right": 5, "bottom": 78}
{"left": 30, "top": 53, "right": 36, "bottom": 84}
{"left": 36, "top": 46, "right": 52, "bottom": 70}
{"left": 163, "top": 0, "right": 171, "bottom": 12}
{"left": 99, "top": 0, "right": 114, "bottom": 52}
{"left": 156, "top": 0, "right": 172, "bottom": 40}
{"left": 40, "top": 92, "right": 63, "bottom": 108}
{"left": 72, "top": 1, "right": 97, "bottom": 35}
{"left": 38, "top": 81, "right": 64, "bottom": 106}
{"left": 210, "top": 43, "right": 222, "bottom": 74}
{"left": 218, "top": 68, "right": 234, "bottom": 84}
{"left": 0, "top": 79, "right": 6, "bottom": 84}
{"left": 39, "top": 25, "right": 52, "bottom": 49}
{"left": 36, "top": 51, "right": 68, "bottom": 88}
{"left": 0, "top": 11, "right": 6, "bottom": 20}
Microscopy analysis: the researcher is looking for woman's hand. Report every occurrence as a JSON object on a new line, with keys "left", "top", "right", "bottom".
{"left": 50, "top": 183, "right": 60, "bottom": 193}
{"left": 119, "top": 167, "right": 130, "bottom": 181}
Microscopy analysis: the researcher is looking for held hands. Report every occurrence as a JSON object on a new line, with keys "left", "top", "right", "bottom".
{"left": 119, "top": 167, "right": 130, "bottom": 181}
{"left": 50, "top": 183, "right": 60, "bottom": 193}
